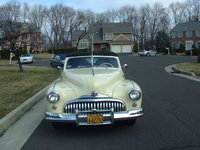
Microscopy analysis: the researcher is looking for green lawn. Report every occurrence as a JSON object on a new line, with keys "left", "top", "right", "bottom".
{"left": 0, "top": 67, "right": 60, "bottom": 119}
{"left": 176, "top": 62, "right": 200, "bottom": 75}
{"left": 32, "top": 53, "right": 53, "bottom": 59}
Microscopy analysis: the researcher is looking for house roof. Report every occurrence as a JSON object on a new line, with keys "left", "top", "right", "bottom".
{"left": 72, "top": 30, "right": 89, "bottom": 41}
{"left": 87, "top": 24, "right": 104, "bottom": 43}
{"left": 72, "top": 23, "right": 133, "bottom": 44}
{"left": 102, "top": 23, "right": 132, "bottom": 34}
{"left": 90, "top": 23, "right": 132, "bottom": 44}
{"left": 171, "top": 21, "right": 200, "bottom": 32}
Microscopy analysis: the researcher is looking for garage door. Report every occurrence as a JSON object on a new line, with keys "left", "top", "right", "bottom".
{"left": 111, "top": 45, "right": 121, "bottom": 53}
{"left": 122, "top": 45, "right": 132, "bottom": 53}
{"left": 111, "top": 45, "right": 132, "bottom": 53}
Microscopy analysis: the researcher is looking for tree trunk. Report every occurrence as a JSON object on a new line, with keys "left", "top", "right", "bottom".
{"left": 17, "top": 56, "right": 24, "bottom": 72}
{"left": 14, "top": 50, "right": 24, "bottom": 72}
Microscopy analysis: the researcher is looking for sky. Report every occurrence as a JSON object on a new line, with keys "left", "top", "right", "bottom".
{"left": 1, "top": 0, "right": 185, "bottom": 13}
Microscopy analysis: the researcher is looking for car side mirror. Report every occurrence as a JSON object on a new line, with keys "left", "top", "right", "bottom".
{"left": 57, "top": 66, "right": 63, "bottom": 71}
{"left": 123, "top": 64, "right": 128, "bottom": 69}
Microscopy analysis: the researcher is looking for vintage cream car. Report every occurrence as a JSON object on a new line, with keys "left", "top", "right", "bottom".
{"left": 45, "top": 52, "right": 143, "bottom": 127}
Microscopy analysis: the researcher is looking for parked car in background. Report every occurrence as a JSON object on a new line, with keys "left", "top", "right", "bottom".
{"left": 20, "top": 54, "right": 33, "bottom": 63}
{"left": 50, "top": 54, "right": 68, "bottom": 68}
{"left": 46, "top": 52, "right": 143, "bottom": 127}
{"left": 139, "top": 50, "right": 158, "bottom": 56}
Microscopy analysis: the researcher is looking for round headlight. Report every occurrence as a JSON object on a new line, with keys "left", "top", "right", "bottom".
{"left": 129, "top": 89, "right": 141, "bottom": 100}
{"left": 47, "top": 91, "right": 60, "bottom": 103}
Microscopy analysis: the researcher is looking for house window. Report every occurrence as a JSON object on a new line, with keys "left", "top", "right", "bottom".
{"left": 171, "top": 32, "right": 177, "bottom": 38}
{"left": 186, "top": 31, "right": 192, "bottom": 37}
{"left": 175, "top": 43, "right": 179, "bottom": 50}
{"left": 78, "top": 39, "right": 88, "bottom": 49}
{"left": 196, "top": 42, "right": 200, "bottom": 48}
{"left": 105, "top": 33, "right": 114, "bottom": 41}
{"left": 177, "top": 32, "right": 183, "bottom": 38}
{"left": 196, "top": 31, "right": 200, "bottom": 37}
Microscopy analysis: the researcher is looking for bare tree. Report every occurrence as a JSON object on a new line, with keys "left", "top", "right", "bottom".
{"left": 146, "top": 3, "right": 169, "bottom": 48}
{"left": 103, "top": 9, "right": 118, "bottom": 23}
{"left": 0, "top": 1, "right": 21, "bottom": 22}
{"left": 185, "top": 0, "right": 200, "bottom": 21}
{"left": 117, "top": 6, "right": 137, "bottom": 24}
{"left": 138, "top": 5, "right": 149, "bottom": 50}
{"left": 169, "top": 2, "right": 187, "bottom": 27}
{"left": 117, "top": 6, "right": 139, "bottom": 43}
{"left": 21, "top": 3, "right": 30, "bottom": 22}
{"left": 95, "top": 13, "right": 107, "bottom": 24}
{"left": 82, "top": 9, "right": 96, "bottom": 27}
{"left": 0, "top": 21, "right": 32, "bottom": 72}
{"left": 43, "top": 4, "right": 78, "bottom": 48}
{"left": 28, "top": 4, "right": 46, "bottom": 31}
{"left": 0, "top": 2, "right": 26, "bottom": 72}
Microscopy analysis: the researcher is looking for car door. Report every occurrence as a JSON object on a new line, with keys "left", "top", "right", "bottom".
{"left": 54, "top": 55, "right": 61, "bottom": 67}
{"left": 51, "top": 55, "right": 59, "bottom": 67}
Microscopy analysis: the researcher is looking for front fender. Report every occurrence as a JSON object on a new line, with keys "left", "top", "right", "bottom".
{"left": 112, "top": 80, "right": 142, "bottom": 110}
{"left": 46, "top": 79, "right": 77, "bottom": 113}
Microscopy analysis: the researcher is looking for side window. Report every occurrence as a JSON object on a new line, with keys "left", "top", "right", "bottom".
{"left": 54, "top": 55, "right": 60, "bottom": 60}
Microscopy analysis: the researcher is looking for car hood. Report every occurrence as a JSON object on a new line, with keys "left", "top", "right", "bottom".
{"left": 20, "top": 56, "right": 32, "bottom": 59}
{"left": 61, "top": 68, "right": 124, "bottom": 97}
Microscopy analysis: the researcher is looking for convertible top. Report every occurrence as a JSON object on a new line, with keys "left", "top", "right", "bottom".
{"left": 67, "top": 51, "right": 118, "bottom": 57}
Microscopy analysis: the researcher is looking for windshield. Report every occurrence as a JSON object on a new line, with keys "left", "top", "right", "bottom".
{"left": 21, "top": 54, "right": 31, "bottom": 57}
{"left": 59, "top": 54, "right": 68, "bottom": 60}
{"left": 66, "top": 57, "right": 119, "bottom": 69}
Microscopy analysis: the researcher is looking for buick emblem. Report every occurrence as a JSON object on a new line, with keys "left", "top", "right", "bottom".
{"left": 91, "top": 90, "right": 98, "bottom": 97}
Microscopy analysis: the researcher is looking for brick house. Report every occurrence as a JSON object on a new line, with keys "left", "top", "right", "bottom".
{"left": 0, "top": 22, "right": 42, "bottom": 53}
{"left": 170, "top": 21, "right": 200, "bottom": 51}
{"left": 72, "top": 23, "right": 133, "bottom": 54}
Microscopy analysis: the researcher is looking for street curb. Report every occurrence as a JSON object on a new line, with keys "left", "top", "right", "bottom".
{"left": 0, "top": 85, "right": 50, "bottom": 136}
{"left": 172, "top": 65, "right": 200, "bottom": 79}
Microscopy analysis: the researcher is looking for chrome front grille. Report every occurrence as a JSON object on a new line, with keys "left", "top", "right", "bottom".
{"left": 64, "top": 100, "right": 126, "bottom": 114}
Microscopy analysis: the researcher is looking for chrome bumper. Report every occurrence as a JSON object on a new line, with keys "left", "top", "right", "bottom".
{"left": 45, "top": 108, "right": 143, "bottom": 126}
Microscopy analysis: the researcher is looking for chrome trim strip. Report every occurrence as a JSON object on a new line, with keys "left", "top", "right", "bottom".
{"left": 64, "top": 98, "right": 126, "bottom": 114}
{"left": 66, "top": 98, "right": 125, "bottom": 104}
{"left": 45, "top": 108, "right": 143, "bottom": 125}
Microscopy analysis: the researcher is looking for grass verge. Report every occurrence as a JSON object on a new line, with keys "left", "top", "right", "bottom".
{"left": 176, "top": 62, "right": 200, "bottom": 75}
{"left": 0, "top": 59, "right": 16, "bottom": 66}
{"left": 0, "top": 67, "right": 60, "bottom": 119}
{"left": 32, "top": 53, "right": 52, "bottom": 59}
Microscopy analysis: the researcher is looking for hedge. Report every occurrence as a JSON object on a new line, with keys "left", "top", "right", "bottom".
{"left": 192, "top": 48, "right": 200, "bottom": 56}
{"left": 47, "top": 48, "right": 89, "bottom": 54}
{"left": 0, "top": 49, "right": 27, "bottom": 60}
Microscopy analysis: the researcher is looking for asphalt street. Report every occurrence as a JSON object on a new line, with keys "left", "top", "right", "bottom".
{"left": 23, "top": 57, "right": 51, "bottom": 68}
{"left": 20, "top": 55, "right": 200, "bottom": 150}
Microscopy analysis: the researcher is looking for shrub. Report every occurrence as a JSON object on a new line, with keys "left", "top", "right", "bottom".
{"left": 0, "top": 49, "right": 27, "bottom": 60}
{"left": 0, "top": 50, "right": 10, "bottom": 59}
{"left": 12, "top": 49, "right": 27, "bottom": 60}
{"left": 192, "top": 48, "right": 200, "bottom": 56}
{"left": 179, "top": 43, "right": 185, "bottom": 52}
{"left": 198, "top": 54, "right": 200, "bottom": 63}
{"left": 47, "top": 47, "right": 89, "bottom": 54}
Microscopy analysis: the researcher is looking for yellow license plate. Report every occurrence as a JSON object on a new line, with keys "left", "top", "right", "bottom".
{"left": 87, "top": 115, "right": 104, "bottom": 124}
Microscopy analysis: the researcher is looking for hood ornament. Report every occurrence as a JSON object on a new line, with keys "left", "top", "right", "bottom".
{"left": 91, "top": 90, "right": 98, "bottom": 97}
